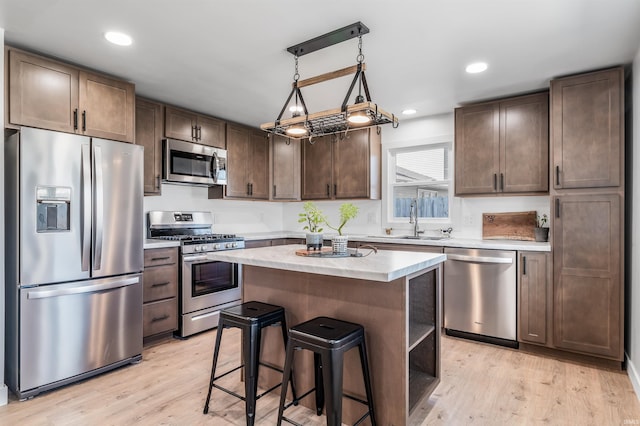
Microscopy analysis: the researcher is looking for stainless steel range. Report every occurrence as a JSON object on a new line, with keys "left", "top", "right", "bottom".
{"left": 147, "top": 211, "right": 244, "bottom": 337}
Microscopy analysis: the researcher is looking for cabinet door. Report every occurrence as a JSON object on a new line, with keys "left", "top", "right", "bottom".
{"left": 135, "top": 98, "right": 163, "bottom": 195}
{"left": 501, "top": 93, "right": 549, "bottom": 193}
{"left": 225, "top": 123, "right": 251, "bottom": 198}
{"left": 518, "top": 251, "right": 550, "bottom": 345}
{"left": 334, "top": 129, "right": 376, "bottom": 199}
{"left": 198, "top": 115, "right": 226, "bottom": 148}
{"left": 552, "top": 194, "right": 622, "bottom": 359}
{"left": 551, "top": 68, "right": 623, "bottom": 189}
{"left": 454, "top": 103, "right": 500, "bottom": 194}
{"left": 249, "top": 129, "right": 269, "bottom": 199}
{"left": 8, "top": 49, "right": 79, "bottom": 133}
{"left": 165, "top": 106, "right": 197, "bottom": 142}
{"left": 301, "top": 135, "right": 333, "bottom": 199}
{"left": 272, "top": 135, "right": 300, "bottom": 200}
{"left": 78, "top": 71, "right": 134, "bottom": 143}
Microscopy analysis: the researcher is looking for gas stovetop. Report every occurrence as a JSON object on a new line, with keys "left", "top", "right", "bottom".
{"left": 147, "top": 211, "right": 245, "bottom": 254}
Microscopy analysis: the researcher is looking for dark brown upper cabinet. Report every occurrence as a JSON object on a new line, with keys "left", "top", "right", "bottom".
{"left": 7, "top": 48, "right": 135, "bottom": 143}
{"left": 271, "top": 134, "right": 301, "bottom": 201}
{"left": 301, "top": 128, "right": 381, "bottom": 200}
{"left": 224, "top": 123, "right": 268, "bottom": 200}
{"left": 551, "top": 67, "right": 623, "bottom": 190}
{"left": 135, "top": 98, "right": 164, "bottom": 195}
{"left": 455, "top": 92, "right": 549, "bottom": 196}
{"left": 164, "top": 106, "right": 225, "bottom": 149}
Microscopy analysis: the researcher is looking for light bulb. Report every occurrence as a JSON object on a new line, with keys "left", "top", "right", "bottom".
{"left": 285, "top": 124, "right": 308, "bottom": 136}
{"left": 348, "top": 111, "right": 371, "bottom": 124}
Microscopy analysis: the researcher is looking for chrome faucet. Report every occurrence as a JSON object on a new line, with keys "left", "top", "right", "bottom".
{"left": 409, "top": 199, "right": 423, "bottom": 237}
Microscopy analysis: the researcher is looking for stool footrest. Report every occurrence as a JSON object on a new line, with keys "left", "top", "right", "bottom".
{"left": 212, "top": 383, "right": 245, "bottom": 401}
{"left": 280, "top": 416, "right": 304, "bottom": 426}
{"left": 212, "top": 364, "right": 243, "bottom": 382}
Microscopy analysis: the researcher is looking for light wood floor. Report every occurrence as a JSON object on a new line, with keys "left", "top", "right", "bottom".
{"left": 1, "top": 329, "right": 639, "bottom": 425}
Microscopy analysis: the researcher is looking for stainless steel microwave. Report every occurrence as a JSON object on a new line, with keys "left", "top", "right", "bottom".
{"left": 162, "top": 138, "right": 227, "bottom": 186}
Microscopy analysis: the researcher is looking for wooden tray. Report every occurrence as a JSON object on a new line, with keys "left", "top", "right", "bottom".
{"left": 295, "top": 247, "right": 333, "bottom": 256}
{"left": 482, "top": 211, "right": 536, "bottom": 241}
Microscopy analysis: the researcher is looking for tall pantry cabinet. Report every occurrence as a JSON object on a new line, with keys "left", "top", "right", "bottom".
{"left": 550, "top": 67, "right": 624, "bottom": 361}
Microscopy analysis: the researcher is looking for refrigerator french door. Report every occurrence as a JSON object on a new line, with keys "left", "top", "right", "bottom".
{"left": 5, "top": 127, "right": 144, "bottom": 399}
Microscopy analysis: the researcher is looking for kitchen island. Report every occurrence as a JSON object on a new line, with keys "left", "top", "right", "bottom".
{"left": 206, "top": 244, "right": 446, "bottom": 425}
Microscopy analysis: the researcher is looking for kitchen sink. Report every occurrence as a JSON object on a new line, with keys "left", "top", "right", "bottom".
{"left": 366, "top": 235, "right": 447, "bottom": 240}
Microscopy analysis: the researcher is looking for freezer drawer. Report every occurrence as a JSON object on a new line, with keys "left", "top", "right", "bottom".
{"left": 18, "top": 275, "right": 143, "bottom": 395}
{"left": 444, "top": 248, "right": 517, "bottom": 341}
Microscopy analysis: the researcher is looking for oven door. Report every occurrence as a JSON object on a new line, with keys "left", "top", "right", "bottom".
{"left": 181, "top": 254, "right": 242, "bottom": 314}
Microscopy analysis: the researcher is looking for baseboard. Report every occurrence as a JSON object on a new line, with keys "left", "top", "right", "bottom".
{"left": 0, "top": 385, "right": 8, "bottom": 406}
{"left": 627, "top": 352, "right": 640, "bottom": 402}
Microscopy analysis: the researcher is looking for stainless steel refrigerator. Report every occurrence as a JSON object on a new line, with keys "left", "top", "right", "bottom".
{"left": 4, "top": 127, "right": 144, "bottom": 399}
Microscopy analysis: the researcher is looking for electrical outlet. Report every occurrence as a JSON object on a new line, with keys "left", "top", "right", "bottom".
{"left": 367, "top": 212, "right": 376, "bottom": 224}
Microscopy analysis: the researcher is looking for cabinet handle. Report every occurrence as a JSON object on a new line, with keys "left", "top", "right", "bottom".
{"left": 197, "top": 126, "right": 202, "bottom": 141}
{"left": 191, "top": 126, "right": 196, "bottom": 140}
{"left": 326, "top": 184, "right": 330, "bottom": 197}
{"left": 151, "top": 314, "right": 170, "bottom": 323}
{"left": 555, "top": 166, "right": 560, "bottom": 186}
{"left": 151, "top": 281, "right": 170, "bottom": 288}
{"left": 500, "top": 173, "right": 504, "bottom": 191}
{"left": 273, "top": 185, "right": 276, "bottom": 197}
{"left": 73, "top": 109, "right": 78, "bottom": 130}
{"left": 151, "top": 256, "right": 170, "bottom": 261}
{"left": 555, "top": 198, "right": 560, "bottom": 218}
{"left": 334, "top": 184, "right": 337, "bottom": 196}
{"left": 522, "top": 256, "right": 527, "bottom": 275}
{"left": 156, "top": 175, "right": 161, "bottom": 190}
{"left": 247, "top": 183, "right": 251, "bottom": 195}
{"left": 82, "top": 110, "right": 86, "bottom": 131}
{"left": 250, "top": 183, "right": 253, "bottom": 195}
{"left": 493, "top": 173, "right": 497, "bottom": 191}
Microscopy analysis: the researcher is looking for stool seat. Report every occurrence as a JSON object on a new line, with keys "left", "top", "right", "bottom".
{"left": 289, "top": 316, "right": 364, "bottom": 349}
{"left": 203, "top": 301, "right": 296, "bottom": 426}
{"left": 277, "top": 316, "right": 376, "bottom": 426}
{"left": 222, "top": 301, "right": 285, "bottom": 326}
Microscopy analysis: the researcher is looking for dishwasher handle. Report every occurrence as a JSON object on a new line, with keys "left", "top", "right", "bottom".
{"left": 446, "top": 254, "right": 513, "bottom": 264}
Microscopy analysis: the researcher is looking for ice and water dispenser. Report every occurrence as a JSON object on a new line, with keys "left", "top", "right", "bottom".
{"left": 36, "top": 186, "right": 71, "bottom": 232}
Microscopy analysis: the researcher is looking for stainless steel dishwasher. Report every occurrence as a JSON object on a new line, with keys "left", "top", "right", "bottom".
{"left": 443, "top": 247, "right": 517, "bottom": 347}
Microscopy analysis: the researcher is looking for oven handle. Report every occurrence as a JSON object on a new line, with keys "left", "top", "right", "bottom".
{"left": 182, "top": 254, "right": 211, "bottom": 263}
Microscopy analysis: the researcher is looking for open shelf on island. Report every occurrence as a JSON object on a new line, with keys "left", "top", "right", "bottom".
{"left": 409, "top": 322, "right": 435, "bottom": 351}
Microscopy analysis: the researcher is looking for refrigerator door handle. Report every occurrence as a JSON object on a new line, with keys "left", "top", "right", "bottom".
{"left": 26, "top": 276, "right": 140, "bottom": 299}
{"left": 81, "top": 144, "right": 91, "bottom": 272}
{"left": 93, "top": 145, "right": 104, "bottom": 270}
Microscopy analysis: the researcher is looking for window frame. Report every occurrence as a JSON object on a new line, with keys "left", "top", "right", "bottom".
{"left": 383, "top": 135, "right": 454, "bottom": 229}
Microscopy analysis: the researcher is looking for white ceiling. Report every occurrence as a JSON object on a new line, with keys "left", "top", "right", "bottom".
{"left": 1, "top": 0, "right": 640, "bottom": 129}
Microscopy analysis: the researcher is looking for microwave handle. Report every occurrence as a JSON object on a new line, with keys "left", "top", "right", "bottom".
{"left": 210, "top": 151, "right": 219, "bottom": 182}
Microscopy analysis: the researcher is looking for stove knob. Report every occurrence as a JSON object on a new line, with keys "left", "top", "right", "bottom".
{"left": 225, "top": 242, "right": 232, "bottom": 249}
{"left": 232, "top": 242, "right": 238, "bottom": 248}
{"left": 201, "top": 245, "right": 209, "bottom": 251}
{"left": 213, "top": 243, "right": 221, "bottom": 250}
{"left": 194, "top": 245, "right": 201, "bottom": 252}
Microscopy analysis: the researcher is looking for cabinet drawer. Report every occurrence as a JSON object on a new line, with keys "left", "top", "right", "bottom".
{"left": 143, "top": 298, "right": 178, "bottom": 337}
{"left": 144, "top": 247, "right": 178, "bottom": 267}
{"left": 143, "top": 265, "right": 178, "bottom": 303}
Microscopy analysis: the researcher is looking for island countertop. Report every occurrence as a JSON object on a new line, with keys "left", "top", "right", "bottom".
{"left": 205, "top": 244, "right": 446, "bottom": 282}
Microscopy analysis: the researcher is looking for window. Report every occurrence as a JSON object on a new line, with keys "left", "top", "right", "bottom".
{"left": 388, "top": 142, "right": 452, "bottom": 222}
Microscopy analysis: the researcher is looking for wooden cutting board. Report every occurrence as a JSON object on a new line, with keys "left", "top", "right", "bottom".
{"left": 482, "top": 211, "right": 536, "bottom": 241}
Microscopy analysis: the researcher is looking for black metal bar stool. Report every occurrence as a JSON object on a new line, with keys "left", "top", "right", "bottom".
{"left": 203, "top": 301, "right": 297, "bottom": 426}
{"left": 277, "top": 316, "right": 376, "bottom": 426}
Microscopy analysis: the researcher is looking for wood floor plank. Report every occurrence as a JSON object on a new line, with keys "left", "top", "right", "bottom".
{"left": 0, "top": 330, "right": 639, "bottom": 425}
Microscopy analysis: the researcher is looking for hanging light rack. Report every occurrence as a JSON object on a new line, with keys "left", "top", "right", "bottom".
{"left": 260, "top": 22, "right": 398, "bottom": 139}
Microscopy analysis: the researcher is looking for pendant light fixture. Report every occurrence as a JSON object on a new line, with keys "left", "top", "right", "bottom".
{"left": 261, "top": 22, "right": 398, "bottom": 139}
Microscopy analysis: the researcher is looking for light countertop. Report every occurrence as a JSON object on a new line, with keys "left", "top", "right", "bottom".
{"left": 241, "top": 232, "right": 551, "bottom": 252}
{"left": 205, "top": 244, "right": 446, "bottom": 282}
{"left": 143, "top": 239, "right": 180, "bottom": 249}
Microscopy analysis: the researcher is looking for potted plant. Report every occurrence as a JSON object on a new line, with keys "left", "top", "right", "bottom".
{"left": 535, "top": 213, "right": 549, "bottom": 242}
{"left": 298, "top": 202, "right": 326, "bottom": 250}
{"left": 325, "top": 202, "right": 359, "bottom": 254}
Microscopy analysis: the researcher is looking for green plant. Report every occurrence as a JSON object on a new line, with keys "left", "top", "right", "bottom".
{"left": 325, "top": 202, "right": 359, "bottom": 236}
{"left": 537, "top": 213, "right": 548, "bottom": 228}
{"left": 298, "top": 202, "right": 325, "bottom": 233}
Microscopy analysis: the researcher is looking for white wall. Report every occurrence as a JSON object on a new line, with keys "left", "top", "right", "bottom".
{"left": 143, "top": 184, "right": 284, "bottom": 234}
{"left": 0, "top": 27, "right": 8, "bottom": 406}
{"left": 627, "top": 46, "right": 640, "bottom": 400}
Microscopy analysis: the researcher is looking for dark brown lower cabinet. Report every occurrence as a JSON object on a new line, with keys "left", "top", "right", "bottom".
{"left": 518, "top": 251, "right": 551, "bottom": 345}
{"left": 552, "top": 194, "right": 622, "bottom": 360}
{"left": 143, "top": 247, "right": 179, "bottom": 340}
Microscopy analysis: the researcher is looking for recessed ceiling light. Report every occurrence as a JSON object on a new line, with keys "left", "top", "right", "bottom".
{"left": 402, "top": 109, "right": 417, "bottom": 115}
{"left": 466, "top": 62, "right": 488, "bottom": 74}
{"left": 104, "top": 31, "right": 132, "bottom": 46}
